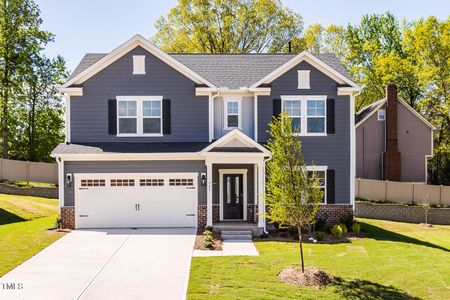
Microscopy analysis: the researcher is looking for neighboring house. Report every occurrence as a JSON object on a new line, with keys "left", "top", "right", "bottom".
{"left": 355, "top": 85, "right": 434, "bottom": 183}
{"left": 51, "top": 35, "right": 360, "bottom": 231}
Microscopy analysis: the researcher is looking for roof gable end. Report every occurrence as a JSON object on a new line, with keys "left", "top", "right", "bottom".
{"left": 250, "top": 51, "right": 359, "bottom": 88}
{"left": 61, "top": 35, "right": 215, "bottom": 90}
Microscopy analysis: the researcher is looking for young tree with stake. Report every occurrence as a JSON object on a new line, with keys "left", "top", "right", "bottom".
{"left": 265, "top": 113, "right": 323, "bottom": 273}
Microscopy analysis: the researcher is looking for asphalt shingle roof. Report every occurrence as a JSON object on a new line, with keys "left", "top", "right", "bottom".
{"left": 52, "top": 142, "right": 211, "bottom": 155}
{"left": 67, "top": 51, "right": 352, "bottom": 88}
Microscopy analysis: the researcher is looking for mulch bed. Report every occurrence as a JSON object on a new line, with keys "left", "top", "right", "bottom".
{"left": 255, "top": 232, "right": 364, "bottom": 244}
{"left": 279, "top": 267, "right": 333, "bottom": 286}
{"left": 194, "top": 232, "right": 223, "bottom": 251}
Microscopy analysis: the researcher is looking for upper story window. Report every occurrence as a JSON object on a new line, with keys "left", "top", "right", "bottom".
{"left": 117, "top": 96, "right": 162, "bottom": 136}
{"left": 133, "top": 55, "right": 146, "bottom": 74}
{"left": 282, "top": 95, "right": 326, "bottom": 136}
{"left": 298, "top": 70, "right": 310, "bottom": 89}
{"left": 378, "top": 109, "right": 385, "bottom": 121}
{"left": 224, "top": 98, "right": 241, "bottom": 129}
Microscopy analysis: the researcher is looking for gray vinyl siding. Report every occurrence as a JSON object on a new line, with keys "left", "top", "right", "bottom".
{"left": 70, "top": 46, "right": 208, "bottom": 142}
{"left": 355, "top": 106, "right": 385, "bottom": 180}
{"left": 214, "top": 97, "right": 254, "bottom": 139}
{"left": 398, "top": 103, "right": 433, "bottom": 182}
{"left": 64, "top": 160, "right": 207, "bottom": 206}
{"left": 212, "top": 164, "right": 255, "bottom": 205}
{"left": 258, "top": 61, "right": 351, "bottom": 203}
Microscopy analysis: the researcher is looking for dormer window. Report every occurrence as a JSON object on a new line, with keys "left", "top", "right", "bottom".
{"left": 133, "top": 55, "right": 146, "bottom": 74}
{"left": 298, "top": 70, "right": 310, "bottom": 89}
{"left": 224, "top": 98, "right": 241, "bottom": 129}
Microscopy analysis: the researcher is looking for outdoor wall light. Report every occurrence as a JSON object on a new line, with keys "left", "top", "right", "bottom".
{"left": 65, "top": 173, "right": 72, "bottom": 187}
{"left": 200, "top": 173, "right": 207, "bottom": 186}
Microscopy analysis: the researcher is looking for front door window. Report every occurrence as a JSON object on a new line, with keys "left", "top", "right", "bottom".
{"left": 223, "top": 174, "right": 243, "bottom": 219}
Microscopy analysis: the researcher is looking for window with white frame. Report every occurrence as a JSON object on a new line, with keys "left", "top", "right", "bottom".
{"left": 283, "top": 99, "right": 301, "bottom": 133}
{"left": 282, "top": 96, "right": 326, "bottom": 135}
{"left": 307, "top": 167, "right": 326, "bottom": 203}
{"left": 378, "top": 109, "right": 385, "bottom": 121}
{"left": 118, "top": 100, "right": 137, "bottom": 134}
{"left": 306, "top": 100, "right": 325, "bottom": 133}
{"left": 117, "top": 96, "right": 162, "bottom": 136}
{"left": 225, "top": 99, "right": 241, "bottom": 128}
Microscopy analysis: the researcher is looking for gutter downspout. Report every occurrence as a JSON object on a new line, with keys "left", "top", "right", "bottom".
{"left": 210, "top": 89, "right": 221, "bottom": 142}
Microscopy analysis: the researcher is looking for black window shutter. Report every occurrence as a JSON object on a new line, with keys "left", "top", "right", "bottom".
{"left": 273, "top": 99, "right": 281, "bottom": 118}
{"left": 108, "top": 99, "right": 117, "bottom": 135}
{"left": 327, "top": 99, "right": 335, "bottom": 134}
{"left": 327, "top": 169, "right": 335, "bottom": 204}
{"left": 162, "top": 99, "right": 171, "bottom": 134}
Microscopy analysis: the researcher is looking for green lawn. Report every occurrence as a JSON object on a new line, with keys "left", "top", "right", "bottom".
{"left": 188, "top": 219, "right": 450, "bottom": 299}
{"left": 0, "top": 193, "right": 64, "bottom": 276}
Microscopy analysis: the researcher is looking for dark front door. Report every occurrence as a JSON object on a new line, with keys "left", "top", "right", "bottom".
{"left": 223, "top": 174, "right": 244, "bottom": 219}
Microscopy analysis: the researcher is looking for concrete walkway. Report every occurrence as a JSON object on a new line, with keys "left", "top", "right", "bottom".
{"left": 0, "top": 228, "right": 196, "bottom": 300}
{"left": 192, "top": 240, "right": 259, "bottom": 257}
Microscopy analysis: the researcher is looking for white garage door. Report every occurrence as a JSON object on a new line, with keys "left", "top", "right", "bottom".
{"left": 74, "top": 173, "right": 198, "bottom": 228}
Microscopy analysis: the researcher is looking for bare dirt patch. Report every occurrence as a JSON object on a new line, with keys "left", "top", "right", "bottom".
{"left": 279, "top": 267, "right": 333, "bottom": 286}
{"left": 194, "top": 233, "right": 222, "bottom": 251}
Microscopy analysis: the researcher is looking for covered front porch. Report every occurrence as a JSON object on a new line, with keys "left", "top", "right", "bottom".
{"left": 199, "top": 129, "right": 270, "bottom": 232}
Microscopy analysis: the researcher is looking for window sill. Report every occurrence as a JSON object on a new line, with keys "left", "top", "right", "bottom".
{"left": 294, "top": 133, "right": 327, "bottom": 137}
{"left": 116, "top": 133, "right": 163, "bottom": 137}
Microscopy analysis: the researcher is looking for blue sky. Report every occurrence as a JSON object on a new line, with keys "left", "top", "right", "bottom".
{"left": 35, "top": 0, "right": 449, "bottom": 71}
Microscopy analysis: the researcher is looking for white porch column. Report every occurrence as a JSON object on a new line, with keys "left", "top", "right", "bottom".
{"left": 257, "top": 162, "right": 265, "bottom": 228}
{"left": 206, "top": 162, "right": 213, "bottom": 226}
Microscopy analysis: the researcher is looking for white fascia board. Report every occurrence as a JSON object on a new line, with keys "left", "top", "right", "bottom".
{"left": 250, "top": 51, "right": 359, "bottom": 89}
{"left": 61, "top": 35, "right": 215, "bottom": 89}
{"left": 337, "top": 87, "right": 361, "bottom": 95}
{"left": 50, "top": 152, "right": 204, "bottom": 161}
{"left": 59, "top": 87, "right": 83, "bottom": 96}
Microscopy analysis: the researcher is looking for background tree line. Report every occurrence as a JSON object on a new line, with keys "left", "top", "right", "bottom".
{"left": 0, "top": 0, "right": 67, "bottom": 163}
{"left": 153, "top": 0, "right": 449, "bottom": 184}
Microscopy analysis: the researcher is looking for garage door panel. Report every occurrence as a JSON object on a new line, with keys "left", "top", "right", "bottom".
{"left": 75, "top": 173, "right": 197, "bottom": 228}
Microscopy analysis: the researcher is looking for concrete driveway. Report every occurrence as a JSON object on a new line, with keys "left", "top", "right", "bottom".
{"left": 0, "top": 228, "right": 196, "bottom": 300}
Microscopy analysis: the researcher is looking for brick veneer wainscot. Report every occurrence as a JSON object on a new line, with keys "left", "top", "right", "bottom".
{"left": 61, "top": 206, "right": 75, "bottom": 229}
{"left": 317, "top": 204, "right": 354, "bottom": 224}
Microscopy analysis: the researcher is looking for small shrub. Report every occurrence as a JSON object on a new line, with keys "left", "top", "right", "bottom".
{"left": 340, "top": 212, "right": 354, "bottom": 229}
{"left": 314, "top": 218, "right": 328, "bottom": 232}
{"left": 331, "top": 224, "right": 347, "bottom": 238}
{"left": 314, "top": 231, "right": 326, "bottom": 241}
{"left": 54, "top": 215, "right": 62, "bottom": 229}
{"left": 203, "top": 230, "right": 214, "bottom": 249}
{"left": 352, "top": 222, "right": 361, "bottom": 234}
{"left": 205, "top": 226, "right": 214, "bottom": 231}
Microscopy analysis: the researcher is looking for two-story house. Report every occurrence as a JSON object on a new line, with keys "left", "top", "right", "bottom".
{"left": 52, "top": 35, "right": 360, "bottom": 233}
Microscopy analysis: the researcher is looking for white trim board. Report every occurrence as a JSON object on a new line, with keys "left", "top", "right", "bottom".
{"left": 219, "top": 169, "right": 248, "bottom": 221}
{"left": 60, "top": 35, "right": 215, "bottom": 90}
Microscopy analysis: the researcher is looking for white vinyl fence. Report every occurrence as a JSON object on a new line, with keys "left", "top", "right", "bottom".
{"left": 355, "top": 178, "right": 450, "bottom": 206}
{"left": 0, "top": 158, "right": 58, "bottom": 184}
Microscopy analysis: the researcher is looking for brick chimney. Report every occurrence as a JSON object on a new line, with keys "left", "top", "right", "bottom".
{"left": 383, "top": 84, "right": 401, "bottom": 181}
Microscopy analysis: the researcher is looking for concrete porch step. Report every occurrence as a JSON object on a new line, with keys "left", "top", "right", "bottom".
{"left": 221, "top": 230, "right": 253, "bottom": 236}
{"left": 213, "top": 222, "right": 263, "bottom": 237}
{"left": 221, "top": 234, "right": 252, "bottom": 241}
